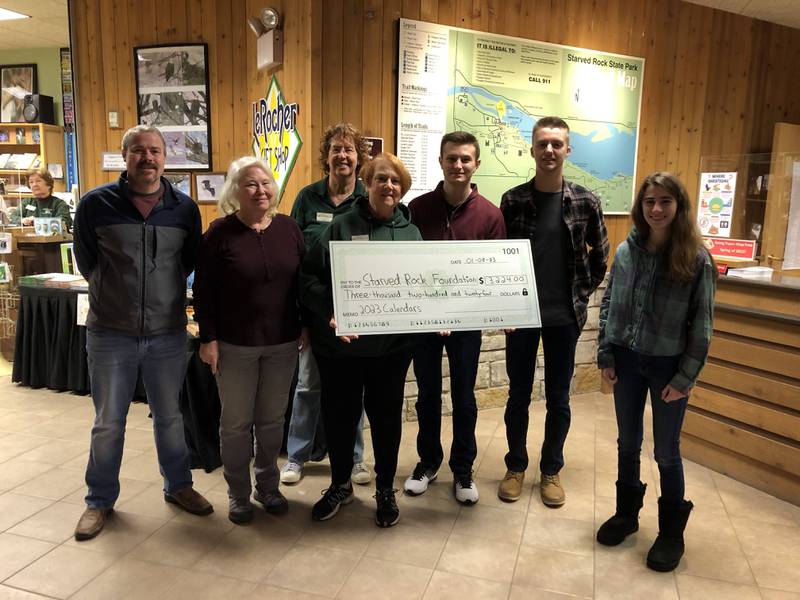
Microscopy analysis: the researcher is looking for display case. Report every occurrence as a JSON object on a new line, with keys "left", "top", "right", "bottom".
{"left": 0, "top": 123, "right": 67, "bottom": 224}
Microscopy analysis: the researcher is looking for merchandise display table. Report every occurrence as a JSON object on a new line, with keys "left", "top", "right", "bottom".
{"left": 11, "top": 285, "right": 222, "bottom": 471}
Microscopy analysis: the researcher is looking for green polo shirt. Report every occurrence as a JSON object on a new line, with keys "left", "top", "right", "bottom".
{"left": 290, "top": 177, "right": 366, "bottom": 249}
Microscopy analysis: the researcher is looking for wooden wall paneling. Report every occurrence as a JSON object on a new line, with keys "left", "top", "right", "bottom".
{"left": 497, "top": 0, "right": 521, "bottom": 40}
{"left": 361, "top": 0, "right": 385, "bottom": 137}
{"left": 699, "top": 362, "right": 800, "bottom": 412}
{"left": 86, "top": 0, "right": 109, "bottom": 189}
{"left": 709, "top": 335, "right": 800, "bottom": 380}
{"left": 435, "top": 0, "right": 455, "bottom": 27}
{"left": 188, "top": 0, "right": 204, "bottom": 41}
{"left": 342, "top": 0, "right": 365, "bottom": 127}
{"left": 682, "top": 433, "right": 800, "bottom": 506}
{"left": 402, "top": 0, "right": 421, "bottom": 20}
{"left": 683, "top": 411, "right": 800, "bottom": 477}
{"left": 419, "top": 0, "right": 438, "bottom": 22}
{"left": 99, "top": 1, "right": 120, "bottom": 167}
{"left": 200, "top": 0, "right": 219, "bottom": 175}
{"left": 230, "top": 0, "right": 249, "bottom": 160}
{"left": 716, "top": 281, "right": 800, "bottom": 315}
{"left": 321, "top": 0, "right": 344, "bottom": 135}
{"left": 714, "top": 308, "right": 800, "bottom": 349}
{"left": 453, "top": 0, "right": 472, "bottom": 29}
{"left": 309, "top": 0, "right": 325, "bottom": 190}
{"left": 71, "top": 0, "right": 93, "bottom": 193}
{"left": 381, "top": 0, "right": 402, "bottom": 150}
{"left": 692, "top": 386, "right": 800, "bottom": 443}
{"left": 213, "top": 0, "right": 235, "bottom": 170}
{"left": 112, "top": 1, "right": 133, "bottom": 151}
{"left": 168, "top": 1, "right": 189, "bottom": 42}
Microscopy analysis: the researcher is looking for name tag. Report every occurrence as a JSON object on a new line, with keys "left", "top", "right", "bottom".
{"left": 316, "top": 212, "right": 333, "bottom": 223}
{"left": 351, "top": 234, "right": 369, "bottom": 241}
{"left": 25, "top": 204, "right": 36, "bottom": 211}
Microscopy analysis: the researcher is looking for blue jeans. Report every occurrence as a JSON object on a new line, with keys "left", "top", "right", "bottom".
{"left": 504, "top": 322, "right": 580, "bottom": 474}
{"left": 612, "top": 345, "right": 688, "bottom": 502}
{"left": 286, "top": 349, "right": 364, "bottom": 465}
{"left": 84, "top": 329, "right": 191, "bottom": 509}
{"left": 413, "top": 330, "right": 481, "bottom": 475}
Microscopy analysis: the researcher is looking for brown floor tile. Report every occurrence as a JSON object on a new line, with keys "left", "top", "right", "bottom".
{"left": 437, "top": 532, "right": 518, "bottom": 583}
{"left": 522, "top": 513, "right": 595, "bottom": 555}
{"left": 0, "top": 493, "right": 53, "bottom": 531}
{"left": 4, "top": 545, "right": 116, "bottom": 599}
{"left": 0, "top": 534, "right": 55, "bottom": 581}
{"left": 514, "top": 545, "right": 594, "bottom": 597}
{"left": 69, "top": 557, "right": 186, "bottom": 600}
{"left": 594, "top": 553, "right": 678, "bottom": 599}
{"left": 675, "top": 574, "right": 760, "bottom": 599}
{"left": 424, "top": 571, "right": 509, "bottom": 600}
{"left": 127, "top": 520, "right": 227, "bottom": 568}
{"left": 365, "top": 521, "right": 449, "bottom": 568}
{"left": 7, "top": 501, "right": 86, "bottom": 543}
{"left": 337, "top": 556, "right": 431, "bottom": 599}
{"left": 264, "top": 545, "right": 360, "bottom": 597}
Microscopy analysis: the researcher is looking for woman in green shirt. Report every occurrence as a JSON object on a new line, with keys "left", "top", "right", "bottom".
{"left": 596, "top": 172, "right": 716, "bottom": 572}
{"left": 21, "top": 168, "right": 72, "bottom": 230}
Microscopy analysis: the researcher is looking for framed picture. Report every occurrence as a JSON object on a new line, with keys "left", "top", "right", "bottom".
{"left": 164, "top": 172, "right": 191, "bottom": 196}
{"left": 1, "top": 64, "right": 37, "bottom": 123}
{"left": 133, "top": 44, "right": 211, "bottom": 170}
{"left": 194, "top": 172, "right": 225, "bottom": 202}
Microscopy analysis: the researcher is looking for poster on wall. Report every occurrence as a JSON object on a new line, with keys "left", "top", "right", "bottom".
{"left": 251, "top": 75, "right": 302, "bottom": 202}
{"left": 134, "top": 44, "right": 211, "bottom": 170}
{"left": 396, "top": 19, "right": 644, "bottom": 213}
{"left": 1, "top": 64, "right": 37, "bottom": 123}
{"left": 697, "top": 172, "right": 736, "bottom": 238}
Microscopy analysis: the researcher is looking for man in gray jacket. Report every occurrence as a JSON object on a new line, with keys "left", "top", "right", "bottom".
{"left": 72, "top": 125, "right": 213, "bottom": 540}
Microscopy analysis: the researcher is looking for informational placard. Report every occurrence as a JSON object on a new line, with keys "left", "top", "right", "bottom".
{"left": 330, "top": 240, "right": 541, "bottom": 335}
{"left": 783, "top": 162, "right": 800, "bottom": 270}
{"left": 703, "top": 237, "right": 757, "bottom": 261}
{"left": 697, "top": 172, "right": 736, "bottom": 238}
{"left": 397, "top": 18, "right": 644, "bottom": 213}
{"left": 101, "top": 152, "right": 126, "bottom": 171}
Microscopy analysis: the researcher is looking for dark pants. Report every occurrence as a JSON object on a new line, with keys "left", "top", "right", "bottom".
{"left": 612, "top": 345, "right": 688, "bottom": 502}
{"left": 504, "top": 322, "right": 580, "bottom": 475}
{"left": 413, "top": 330, "right": 481, "bottom": 475}
{"left": 315, "top": 350, "right": 412, "bottom": 491}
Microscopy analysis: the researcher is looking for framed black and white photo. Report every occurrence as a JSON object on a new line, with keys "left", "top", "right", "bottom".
{"left": 134, "top": 44, "right": 211, "bottom": 170}
{"left": 1, "top": 64, "right": 37, "bottom": 123}
{"left": 194, "top": 172, "right": 225, "bottom": 202}
{"left": 164, "top": 172, "right": 191, "bottom": 196}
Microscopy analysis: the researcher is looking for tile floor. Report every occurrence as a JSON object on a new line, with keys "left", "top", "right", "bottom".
{"left": 0, "top": 375, "right": 799, "bottom": 599}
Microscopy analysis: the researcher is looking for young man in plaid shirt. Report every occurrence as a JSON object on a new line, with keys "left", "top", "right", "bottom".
{"left": 498, "top": 116, "right": 609, "bottom": 507}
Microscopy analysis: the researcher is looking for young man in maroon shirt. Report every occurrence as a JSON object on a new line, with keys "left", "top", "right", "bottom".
{"left": 404, "top": 131, "right": 506, "bottom": 504}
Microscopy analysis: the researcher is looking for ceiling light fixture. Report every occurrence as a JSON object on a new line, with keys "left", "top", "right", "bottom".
{"left": 0, "top": 7, "right": 30, "bottom": 21}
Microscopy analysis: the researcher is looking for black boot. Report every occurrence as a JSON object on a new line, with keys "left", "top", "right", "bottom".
{"left": 646, "top": 497, "right": 693, "bottom": 572}
{"left": 597, "top": 481, "right": 647, "bottom": 546}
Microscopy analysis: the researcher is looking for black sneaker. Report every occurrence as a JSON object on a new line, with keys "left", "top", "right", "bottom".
{"left": 311, "top": 484, "right": 353, "bottom": 521}
{"left": 374, "top": 488, "right": 400, "bottom": 528}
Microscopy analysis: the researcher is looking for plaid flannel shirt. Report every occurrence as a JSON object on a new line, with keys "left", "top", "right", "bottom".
{"left": 500, "top": 178, "right": 609, "bottom": 329}
{"left": 597, "top": 228, "right": 717, "bottom": 393}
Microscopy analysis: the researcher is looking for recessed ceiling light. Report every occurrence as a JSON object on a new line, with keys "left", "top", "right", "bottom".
{"left": 0, "top": 8, "right": 30, "bottom": 21}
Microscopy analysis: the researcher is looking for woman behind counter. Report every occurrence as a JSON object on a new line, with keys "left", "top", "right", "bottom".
{"left": 302, "top": 152, "right": 421, "bottom": 528}
{"left": 20, "top": 168, "right": 73, "bottom": 229}
{"left": 596, "top": 172, "right": 716, "bottom": 572}
{"left": 193, "top": 156, "right": 307, "bottom": 524}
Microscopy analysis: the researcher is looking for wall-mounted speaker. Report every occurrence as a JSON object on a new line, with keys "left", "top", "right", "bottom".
{"left": 23, "top": 94, "right": 55, "bottom": 125}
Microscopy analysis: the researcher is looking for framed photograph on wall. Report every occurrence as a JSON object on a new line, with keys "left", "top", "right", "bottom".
{"left": 164, "top": 172, "right": 192, "bottom": 196}
{"left": 194, "top": 172, "right": 225, "bottom": 202}
{"left": 134, "top": 44, "right": 211, "bottom": 170}
{"left": 1, "top": 64, "right": 37, "bottom": 123}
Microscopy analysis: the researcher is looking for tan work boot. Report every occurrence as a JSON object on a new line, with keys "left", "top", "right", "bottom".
{"left": 498, "top": 470, "right": 525, "bottom": 502}
{"left": 74, "top": 507, "right": 112, "bottom": 541}
{"left": 540, "top": 473, "right": 565, "bottom": 507}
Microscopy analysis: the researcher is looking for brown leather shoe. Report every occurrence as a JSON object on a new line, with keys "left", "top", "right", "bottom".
{"left": 498, "top": 470, "right": 525, "bottom": 502}
{"left": 164, "top": 486, "right": 214, "bottom": 515}
{"left": 540, "top": 473, "right": 566, "bottom": 507}
{"left": 74, "top": 507, "right": 111, "bottom": 541}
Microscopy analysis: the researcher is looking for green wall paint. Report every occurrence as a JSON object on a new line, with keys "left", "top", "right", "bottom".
{"left": 0, "top": 47, "right": 64, "bottom": 126}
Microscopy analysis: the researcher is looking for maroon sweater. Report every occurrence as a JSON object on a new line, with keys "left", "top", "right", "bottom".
{"left": 193, "top": 213, "right": 304, "bottom": 346}
{"left": 408, "top": 182, "right": 506, "bottom": 240}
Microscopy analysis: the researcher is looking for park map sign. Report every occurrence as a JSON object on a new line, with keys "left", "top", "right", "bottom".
{"left": 397, "top": 19, "right": 644, "bottom": 214}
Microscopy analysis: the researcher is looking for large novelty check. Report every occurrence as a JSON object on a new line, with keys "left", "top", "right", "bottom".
{"left": 330, "top": 240, "right": 541, "bottom": 335}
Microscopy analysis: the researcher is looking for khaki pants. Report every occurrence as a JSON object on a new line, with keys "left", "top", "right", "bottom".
{"left": 216, "top": 340, "right": 298, "bottom": 499}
